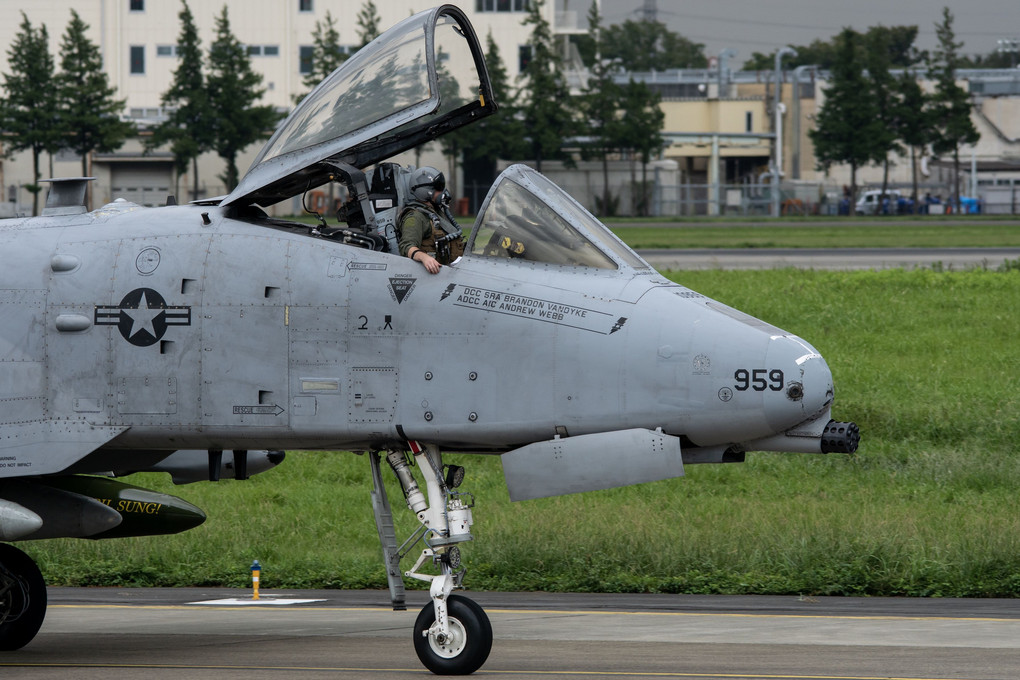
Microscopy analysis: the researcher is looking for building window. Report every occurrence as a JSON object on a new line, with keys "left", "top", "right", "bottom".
{"left": 247, "top": 45, "right": 279, "bottom": 57}
{"left": 299, "top": 0, "right": 313, "bottom": 11}
{"left": 156, "top": 45, "right": 178, "bottom": 57}
{"left": 299, "top": 45, "right": 314, "bottom": 74}
{"left": 745, "top": 111, "right": 752, "bottom": 133}
{"left": 518, "top": 45, "right": 532, "bottom": 73}
{"left": 130, "top": 0, "right": 144, "bottom": 11}
{"left": 130, "top": 45, "right": 145, "bottom": 74}
{"left": 476, "top": 0, "right": 528, "bottom": 10}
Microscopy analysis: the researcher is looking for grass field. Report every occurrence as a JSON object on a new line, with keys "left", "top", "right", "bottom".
{"left": 286, "top": 213, "right": 1020, "bottom": 249}
{"left": 609, "top": 222, "right": 1020, "bottom": 250}
{"left": 23, "top": 267, "right": 1020, "bottom": 597}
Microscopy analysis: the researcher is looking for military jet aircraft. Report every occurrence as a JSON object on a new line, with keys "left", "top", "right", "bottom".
{"left": 0, "top": 5, "right": 859, "bottom": 675}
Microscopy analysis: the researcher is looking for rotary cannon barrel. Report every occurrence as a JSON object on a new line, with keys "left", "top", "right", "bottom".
{"left": 821, "top": 420, "right": 861, "bottom": 454}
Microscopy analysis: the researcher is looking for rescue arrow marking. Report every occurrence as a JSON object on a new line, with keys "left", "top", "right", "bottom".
{"left": 232, "top": 405, "right": 285, "bottom": 416}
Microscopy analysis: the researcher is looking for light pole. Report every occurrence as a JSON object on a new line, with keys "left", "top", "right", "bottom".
{"left": 997, "top": 38, "right": 1018, "bottom": 68}
{"left": 772, "top": 47, "right": 797, "bottom": 217}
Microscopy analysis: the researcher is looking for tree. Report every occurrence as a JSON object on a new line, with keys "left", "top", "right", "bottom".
{"left": 436, "top": 53, "right": 465, "bottom": 200}
{"left": 147, "top": 0, "right": 213, "bottom": 201}
{"left": 296, "top": 10, "right": 346, "bottom": 103}
{"left": 928, "top": 7, "right": 979, "bottom": 210}
{"left": 808, "top": 28, "right": 885, "bottom": 216}
{"left": 1, "top": 13, "right": 61, "bottom": 216}
{"left": 356, "top": 0, "right": 381, "bottom": 49}
{"left": 206, "top": 6, "right": 282, "bottom": 191}
{"left": 745, "top": 39, "right": 837, "bottom": 71}
{"left": 619, "top": 79, "right": 664, "bottom": 216}
{"left": 580, "top": 1, "right": 624, "bottom": 215}
{"left": 960, "top": 48, "right": 1014, "bottom": 69}
{"left": 458, "top": 31, "right": 527, "bottom": 206}
{"left": 578, "top": 19, "right": 707, "bottom": 71}
{"left": 518, "top": 0, "right": 576, "bottom": 171}
{"left": 893, "top": 70, "right": 934, "bottom": 210}
{"left": 865, "top": 27, "right": 904, "bottom": 208}
{"left": 744, "top": 25, "right": 923, "bottom": 71}
{"left": 57, "top": 9, "right": 134, "bottom": 206}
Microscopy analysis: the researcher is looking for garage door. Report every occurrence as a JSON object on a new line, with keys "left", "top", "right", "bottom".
{"left": 110, "top": 163, "right": 173, "bottom": 207}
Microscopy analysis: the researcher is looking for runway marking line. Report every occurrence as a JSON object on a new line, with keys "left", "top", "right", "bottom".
{"left": 49, "top": 603, "right": 1020, "bottom": 624}
{"left": 0, "top": 661, "right": 993, "bottom": 680}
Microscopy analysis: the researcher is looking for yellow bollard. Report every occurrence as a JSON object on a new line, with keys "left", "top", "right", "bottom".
{"left": 250, "top": 560, "right": 261, "bottom": 600}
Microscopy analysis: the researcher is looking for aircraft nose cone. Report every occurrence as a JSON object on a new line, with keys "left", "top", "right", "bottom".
{"left": 763, "top": 335, "right": 834, "bottom": 430}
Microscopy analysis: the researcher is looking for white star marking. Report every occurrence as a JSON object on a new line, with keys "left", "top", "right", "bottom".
{"left": 123, "top": 290, "right": 164, "bottom": 339}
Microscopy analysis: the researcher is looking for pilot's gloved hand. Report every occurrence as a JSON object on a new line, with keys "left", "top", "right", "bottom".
{"left": 411, "top": 248, "right": 441, "bottom": 274}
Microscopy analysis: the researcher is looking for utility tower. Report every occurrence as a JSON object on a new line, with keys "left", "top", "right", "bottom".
{"left": 638, "top": 0, "right": 658, "bottom": 22}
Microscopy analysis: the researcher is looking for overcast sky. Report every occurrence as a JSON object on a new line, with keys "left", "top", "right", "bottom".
{"left": 601, "top": 0, "right": 1018, "bottom": 62}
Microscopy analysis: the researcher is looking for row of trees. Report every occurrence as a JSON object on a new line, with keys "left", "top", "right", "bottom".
{"left": 434, "top": 0, "right": 665, "bottom": 216}
{"left": 0, "top": 1, "right": 687, "bottom": 218}
{"left": 809, "top": 8, "right": 979, "bottom": 214}
{"left": 154, "top": 0, "right": 384, "bottom": 198}
{"left": 591, "top": 13, "right": 1012, "bottom": 74}
{"left": 0, "top": 3, "right": 286, "bottom": 214}
{"left": 298, "top": 0, "right": 667, "bottom": 216}
{"left": 0, "top": 11, "right": 133, "bottom": 216}
{"left": 745, "top": 24, "right": 1020, "bottom": 71}
{"left": 146, "top": 2, "right": 281, "bottom": 200}
{"left": 573, "top": 17, "right": 708, "bottom": 71}
{"left": 297, "top": 1, "right": 380, "bottom": 102}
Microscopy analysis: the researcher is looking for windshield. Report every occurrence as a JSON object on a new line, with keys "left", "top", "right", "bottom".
{"left": 468, "top": 166, "right": 650, "bottom": 271}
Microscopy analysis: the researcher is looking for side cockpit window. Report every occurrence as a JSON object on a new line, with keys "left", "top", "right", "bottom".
{"left": 470, "top": 178, "right": 618, "bottom": 270}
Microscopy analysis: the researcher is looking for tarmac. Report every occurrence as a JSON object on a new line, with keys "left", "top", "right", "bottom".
{"left": 638, "top": 246, "right": 1020, "bottom": 270}
{"left": 2, "top": 587, "right": 1018, "bottom": 679}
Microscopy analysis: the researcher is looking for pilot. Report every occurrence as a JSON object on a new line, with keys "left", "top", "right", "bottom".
{"left": 399, "top": 166, "right": 464, "bottom": 274}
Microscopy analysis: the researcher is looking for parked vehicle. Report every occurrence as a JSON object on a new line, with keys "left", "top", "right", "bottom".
{"left": 855, "top": 189, "right": 902, "bottom": 215}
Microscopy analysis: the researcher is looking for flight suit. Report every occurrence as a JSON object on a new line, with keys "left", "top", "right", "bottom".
{"left": 398, "top": 202, "right": 464, "bottom": 265}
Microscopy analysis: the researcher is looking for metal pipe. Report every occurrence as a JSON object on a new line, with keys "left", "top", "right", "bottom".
{"left": 772, "top": 47, "right": 797, "bottom": 217}
{"left": 791, "top": 65, "right": 816, "bottom": 181}
{"left": 717, "top": 48, "right": 737, "bottom": 98}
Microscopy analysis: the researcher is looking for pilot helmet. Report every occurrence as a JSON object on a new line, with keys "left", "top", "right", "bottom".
{"left": 409, "top": 167, "right": 445, "bottom": 203}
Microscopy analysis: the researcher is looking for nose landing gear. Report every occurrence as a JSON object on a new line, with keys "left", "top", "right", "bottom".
{"left": 370, "top": 443, "right": 492, "bottom": 675}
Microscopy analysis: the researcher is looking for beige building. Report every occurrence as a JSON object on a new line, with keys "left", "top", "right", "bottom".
{"left": 645, "top": 67, "right": 1020, "bottom": 215}
{"left": 0, "top": 0, "right": 590, "bottom": 215}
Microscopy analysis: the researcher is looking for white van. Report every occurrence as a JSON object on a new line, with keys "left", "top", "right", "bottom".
{"left": 855, "top": 189, "right": 902, "bottom": 215}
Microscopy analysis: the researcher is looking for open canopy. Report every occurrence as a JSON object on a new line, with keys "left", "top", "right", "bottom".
{"left": 222, "top": 4, "right": 495, "bottom": 208}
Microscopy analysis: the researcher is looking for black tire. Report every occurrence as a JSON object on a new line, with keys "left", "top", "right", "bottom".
{"left": 0, "top": 543, "right": 47, "bottom": 651}
{"left": 412, "top": 594, "right": 492, "bottom": 675}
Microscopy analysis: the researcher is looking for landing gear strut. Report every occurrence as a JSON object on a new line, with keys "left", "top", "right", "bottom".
{"left": 370, "top": 443, "right": 492, "bottom": 675}
{"left": 0, "top": 543, "right": 46, "bottom": 651}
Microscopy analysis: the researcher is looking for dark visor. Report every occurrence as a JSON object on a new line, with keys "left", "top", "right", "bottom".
{"left": 412, "top": 172, "right": 446, "bottom": 194}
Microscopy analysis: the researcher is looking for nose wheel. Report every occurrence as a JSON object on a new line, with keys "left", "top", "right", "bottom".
{"left": 0, "top": 543, "right": 47, "bottom": 651}
{"left": 413, "top": 593, "right": 492, "bottom": 675}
